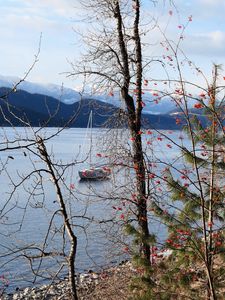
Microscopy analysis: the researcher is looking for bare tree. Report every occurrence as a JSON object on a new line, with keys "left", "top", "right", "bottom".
{"left": 0, "top": 76, "right": 87, "bottom": 299}
{"left": 69, "top": 3, "right": 225, "bottom": 299}
{"left": 70, "top": 0, "right": 155, "bottom": 263}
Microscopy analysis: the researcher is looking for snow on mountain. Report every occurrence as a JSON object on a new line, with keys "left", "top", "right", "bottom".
{"left": 142, "top": 93, "right": 176, "bottom": 114}
{"left": 85, "top": 90, "right": 177, "bottom": 114}
{"left": 0, "top": 75, "right": 81, "bottom": 104}
{"left": 0, "top": 75, "right": 176, "bottom": 114}
{"left": 0, "top": 75, "right": 21, "bottom": 88}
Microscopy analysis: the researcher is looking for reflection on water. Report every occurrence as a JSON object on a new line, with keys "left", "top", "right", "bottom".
{"left": 0, "top": 127, "right": 190, "bottom": 291}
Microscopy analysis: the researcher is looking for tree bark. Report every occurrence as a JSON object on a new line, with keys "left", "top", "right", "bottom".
{"left": 37, "top": 137, "right": 78, "bottom": 300}
{"left": 115, "top": 0, "right": 150, "bottom": 261}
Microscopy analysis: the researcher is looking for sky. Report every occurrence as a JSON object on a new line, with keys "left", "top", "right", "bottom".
{"left": 0, "top": 0, "right": 224, "bottom": 90}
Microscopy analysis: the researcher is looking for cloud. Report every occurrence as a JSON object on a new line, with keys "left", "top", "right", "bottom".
{"left": 199, "top": 0, "right": 224, "bottom": 6}
{"left": 16, "top": 0, "right": 81, "bottom": 18}
{"left": 183, "top": 30, "right": 225, "bottom": 57}
{"left": 209, "top": 30, "right": 225, "bottom": 48}
{"left": 0, "top": 0, "right": 81, "bottom": 87}
{"left": 173, "top": 0, "right": 225, "bottom": 22}
{"left": 2, "top": 13, "right": 56, "bottom": 32}
{"left": 1, "top": 0, "right": 225, "bottom": 89}
{"left": 0, "top": 1, "right": 77, "bottom": 42}
{"left": 195, "top": 0, "right": 225, "bottom": 20}
{"left": 0, "top": 0, "right": 79, "bottom": 32}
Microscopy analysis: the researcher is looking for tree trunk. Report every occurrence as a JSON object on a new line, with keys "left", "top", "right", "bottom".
{"left": 134, "top": 134, "right": 150, "bottom": 260}
{"left": 114, "top": 0, "right": 150, "bottom": 261}
{"left": 37, "top": 137, "right": 78, "bottom": 300}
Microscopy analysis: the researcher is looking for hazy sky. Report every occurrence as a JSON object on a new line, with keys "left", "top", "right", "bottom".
{"left": 0, "top": 0, "right": 224, "bottom": 90}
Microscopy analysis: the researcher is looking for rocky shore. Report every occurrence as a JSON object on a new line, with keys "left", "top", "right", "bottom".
{"left": 2, "top": 261, "right": 136, "bottom": 300}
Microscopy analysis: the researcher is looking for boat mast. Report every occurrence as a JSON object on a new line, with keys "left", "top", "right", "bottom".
{"left": 89, "top": 110, "right": 93, "bottom": 165}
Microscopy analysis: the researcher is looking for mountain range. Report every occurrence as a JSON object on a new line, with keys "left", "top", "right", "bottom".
{"left": 0, "top": 75, "right": 216, "bottom": 129}
{"left": 0, "top": 87, "right": 183, "bottom": 129}
{"left": 0, "top": 75, "right": 176, "bottom": 114}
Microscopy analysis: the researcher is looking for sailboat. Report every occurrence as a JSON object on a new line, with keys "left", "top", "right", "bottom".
{"left": 78, "top": 111, "right": 111, "bottom": 180}
{"left": 79, "top": 165, "right": 111, "bottom": 180}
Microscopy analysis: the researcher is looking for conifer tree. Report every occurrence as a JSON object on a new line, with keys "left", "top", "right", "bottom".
{"left": 137, "top": 64, "right": 225, "bottom": 300}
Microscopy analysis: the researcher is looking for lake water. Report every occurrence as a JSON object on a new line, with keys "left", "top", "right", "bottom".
{"left": 0, "top": 127, "right": 191, "bottom": 292}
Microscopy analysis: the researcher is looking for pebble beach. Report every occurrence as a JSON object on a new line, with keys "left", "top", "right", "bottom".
{"left": 2, "top": 261, "right": 136, "bottom": 300}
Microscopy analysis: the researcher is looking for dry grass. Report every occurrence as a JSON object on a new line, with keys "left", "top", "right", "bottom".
{"left": 77, "top": 263, "right": 136, "bottom": 300}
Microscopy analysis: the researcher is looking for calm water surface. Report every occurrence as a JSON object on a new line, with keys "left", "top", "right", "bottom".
{"left": 0, "top": 127, "right": 191, "bottom": 291}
